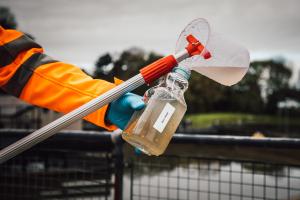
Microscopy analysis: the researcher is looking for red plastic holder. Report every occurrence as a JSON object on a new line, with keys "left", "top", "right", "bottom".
{"left": 140, "top": 34, "right": 211, "bottom": 84}
{"left": 185, "top": 34, "right": 211, "bottom": 59}
{"left": 140, "top": 55, "right": 178, "bottom": 84}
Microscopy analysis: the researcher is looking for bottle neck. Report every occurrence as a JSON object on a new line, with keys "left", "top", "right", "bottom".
{"left": 165, "top": 72, "right": 189, "bottom": 94}
{"left": 144, "top": 67, "right": 190, "bottom": 100}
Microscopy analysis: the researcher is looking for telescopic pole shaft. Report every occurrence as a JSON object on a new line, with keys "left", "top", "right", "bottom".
{"left": 0, "top": 75, "right": 145, "bottom": 164}
{"left": 0, "top": 50, "right": 188, "bottom": 164}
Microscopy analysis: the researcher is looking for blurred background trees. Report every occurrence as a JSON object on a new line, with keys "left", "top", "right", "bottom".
{"left": 0, "top": 7, "right": 17, "bottom": 29}
{"left": 1, "top": 5, "right": 300, "bottom": 132}
{"left": 93, "top": 49, "right": 300, "bottom": 116}
{"left": 93, "top": 47, "right": 162, "bottom": 95}
{"left": 2, "top": 4, "right": 298, "bottom": 117}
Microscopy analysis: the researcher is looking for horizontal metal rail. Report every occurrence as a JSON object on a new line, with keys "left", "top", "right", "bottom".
{"left": 173, "top": 133, "right": 300, "bottom": 148}
{"left": 0, "top": 129, "right": 116, "bottom": 152}
{"left": 1, "top": 129, "right": 300, "bottom": 150}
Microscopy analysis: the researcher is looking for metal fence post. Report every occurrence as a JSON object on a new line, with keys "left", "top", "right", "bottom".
{"left": 112, "top": 133, "right": 124, "bottom": 200}
{"left": 130, "top": 158, "right": 134, "bottom": 200}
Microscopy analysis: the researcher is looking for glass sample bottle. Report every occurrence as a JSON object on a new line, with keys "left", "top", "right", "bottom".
{"left": 122, "top": 66, "right": 190, "bottom": 156}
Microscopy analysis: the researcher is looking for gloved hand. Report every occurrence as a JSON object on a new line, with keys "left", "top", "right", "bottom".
{"left": 107, "top": 93, "right": 145, "bottom": 130}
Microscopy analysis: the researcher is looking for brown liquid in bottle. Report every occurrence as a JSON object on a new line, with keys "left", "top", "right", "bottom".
{"left": 122, "top": 93, "right": 187, "bottom": 156}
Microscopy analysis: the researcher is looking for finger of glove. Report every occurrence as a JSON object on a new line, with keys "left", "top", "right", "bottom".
{"left": 126, "top": 93, "right": 145, "bottom": 110}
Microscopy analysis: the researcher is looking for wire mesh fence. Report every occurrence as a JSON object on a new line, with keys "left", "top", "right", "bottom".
{"left": 1, "top": 130, "right": 300, "bottom": 200}
{"left": 0, "top": 130, "right": 119, "bottom": 200}
{"left": 129, "top": 155, "right": 300, "bottom": 200}
{"left": 0, "top": 150, "right": 114, "bottom": 200}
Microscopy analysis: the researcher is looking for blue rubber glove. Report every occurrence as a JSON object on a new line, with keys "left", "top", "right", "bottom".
{"left": 107, "top": 93, "right": 145, "bottom": 130}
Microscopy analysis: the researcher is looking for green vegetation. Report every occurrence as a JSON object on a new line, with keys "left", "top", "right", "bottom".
{"left": 94, "top": 47, "right": 300, "bottom": 116}
{"left": 186, "top": 112, "right": 300, "bottom": 128}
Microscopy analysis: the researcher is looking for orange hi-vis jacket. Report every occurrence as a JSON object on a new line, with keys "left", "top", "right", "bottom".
{"left": 0, "top": 26, "right": 117, "bottom": 131}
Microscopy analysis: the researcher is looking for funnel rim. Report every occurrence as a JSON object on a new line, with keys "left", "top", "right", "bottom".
{"left": 175, "top": 18, "right": 211, "bottom": 53}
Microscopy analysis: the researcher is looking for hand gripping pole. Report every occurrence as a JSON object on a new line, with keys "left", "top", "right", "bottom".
{"left": 0, "top": 34, "right": 207, "bottom": 164}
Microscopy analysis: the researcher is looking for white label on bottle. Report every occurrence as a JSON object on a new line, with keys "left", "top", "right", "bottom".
{"left": 153, "top": 103, "right": 175, "bottom": 133}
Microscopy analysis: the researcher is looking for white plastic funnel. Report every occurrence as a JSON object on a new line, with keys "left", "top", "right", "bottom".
{"left": 175, "top": 18, "right": 250, "bottom": 86}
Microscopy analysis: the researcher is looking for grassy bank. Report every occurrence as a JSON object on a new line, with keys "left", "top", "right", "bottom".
{"left": 186, "top": 113, "right": 300, "bottom": 128}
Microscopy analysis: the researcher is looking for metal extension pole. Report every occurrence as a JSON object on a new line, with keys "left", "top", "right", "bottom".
{"left": 0, "top": 49, "right": 189, "bottom": 164}
{"left": 0, "top": 74, "right": 145, "bottom": 164}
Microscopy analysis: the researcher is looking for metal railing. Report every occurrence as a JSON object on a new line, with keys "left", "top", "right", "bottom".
{"left": 0, "top": 129, "right": 121, "bottom": 200}
{"left": 1, "top": 129, "right": 300, "bottom": 200}
{"left": 129, "top": 156, "right": 300, "bottom": 200}
{"left": 128, "top": 134, "right": 300, "bottom": 200}
{"left": 0, "top": 105, "right": 44, "bottom": 129}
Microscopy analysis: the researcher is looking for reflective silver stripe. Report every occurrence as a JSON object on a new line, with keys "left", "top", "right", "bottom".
{"left": 0, "top": 35, "right": 42, "bottom": 67}
{"left": 2, "top": 53, "right": 57, "bottom": 97}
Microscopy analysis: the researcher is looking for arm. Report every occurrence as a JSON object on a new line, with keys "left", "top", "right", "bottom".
{"left": 0, "top": 26, "right": 117, "bottom": 130}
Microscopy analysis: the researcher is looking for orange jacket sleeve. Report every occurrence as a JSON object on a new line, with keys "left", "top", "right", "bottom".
{"left": 0, "top": 26, "right": 117, "bottom": 131}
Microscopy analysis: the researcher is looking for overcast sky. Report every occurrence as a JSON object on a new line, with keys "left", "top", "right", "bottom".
{"left": 2, "top": 0, "right": 300, "bottom": 78}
